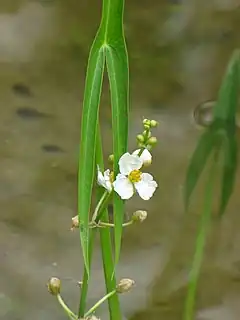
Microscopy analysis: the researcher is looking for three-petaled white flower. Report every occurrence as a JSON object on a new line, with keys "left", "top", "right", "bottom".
{"left": 112, "top": 152, "right": 157, "bottom": 200}
{"left": 97, "top": 166, "right": 113, "bottom": 192}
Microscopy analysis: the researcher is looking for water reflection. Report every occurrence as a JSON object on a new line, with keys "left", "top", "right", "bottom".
{"left": 0, "top": 1, "right": 240, "bottom": 320}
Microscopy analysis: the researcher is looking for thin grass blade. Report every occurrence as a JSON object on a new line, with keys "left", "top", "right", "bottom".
{"left": 78, "top": 41, "right": 105, "bottom": 276}
{"left": 106, "top": 43, "right": 129, "bottom": 268}
{"left": 184, "top": 130, "right": 216, "bottom": 210}
{"left": 219, "top": 133, "right": 238, "bottom": 216}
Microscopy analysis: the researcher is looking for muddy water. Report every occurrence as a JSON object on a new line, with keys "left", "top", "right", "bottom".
{"left": 0, "top": 1, "right": 240, "bottom": 319}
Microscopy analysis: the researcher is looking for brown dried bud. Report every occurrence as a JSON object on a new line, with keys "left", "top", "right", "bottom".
{"left": 71, "top": 215, "right": 79, "bottom": 230}
{"left": 116, "top": 278, "right": 135, "bottom": 293}
{"left": 132, "top": 210, "right": 148, "bottom": 223}
{"left": 47, "top": 277, "right": 61, "bottom": 295}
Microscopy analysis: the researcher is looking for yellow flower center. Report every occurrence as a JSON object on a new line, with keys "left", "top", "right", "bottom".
{"left": 128, "top": 169, "right": 142, "bottom": 183}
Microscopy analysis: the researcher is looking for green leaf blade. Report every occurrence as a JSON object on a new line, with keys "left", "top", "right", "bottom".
{"left": 184, "top": 130, "right": 216, "bottom": 210}
{"left": 78, "top": 42, "right": 105, "bottom": 276}
{"left": 106, "top": 43, "right": 129, "bottom": 268}
{"left": 219, "top": 133, "right": 238, "bottom": 216}
{"left": 213, "top": 50, "right": 240, "bottom": 123}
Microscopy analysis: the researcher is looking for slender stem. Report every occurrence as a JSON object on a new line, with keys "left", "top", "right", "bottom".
{"left": 57, "top": 294, "right": 77, "bottom": 320}
{"left": 84, "top": 290, "right": 116, "bottom": 317}
{"left": 184, "top": 158, "right": 217, "bottom": 320}
{"left": 97, "top": 220, "right": 133, "bottom": 228}
{"left": 78, "top": 228, "right": 95, "bottom": 317}
{"left": 91, "top": 190, "right": 110, "bottom": 222}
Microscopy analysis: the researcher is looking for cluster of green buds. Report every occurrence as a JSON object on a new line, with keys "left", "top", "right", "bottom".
{"left": 137, "top": 118, "right": 158, "bottom": 150}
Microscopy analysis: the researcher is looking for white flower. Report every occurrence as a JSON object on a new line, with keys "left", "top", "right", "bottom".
{"left": 112, "top": 153, "right": 157, "bottom": 200}
{"left": 132, "top": 149, "right": 152, "bottom": 166}
{"left": 97, "top": 166, "right": 112, "bottom": 192}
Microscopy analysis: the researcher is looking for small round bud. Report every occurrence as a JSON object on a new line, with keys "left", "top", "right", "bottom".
{"left": 150, "top": 120, "right": 158, "bottom": 128}
{"left": 136, "top": 134, "right": 144, "bottom": 143}
{"left": 142, "top": 130, "right": 151, "bottom": 139}
{"left": 47, "top": 277, "right": 61, "bottom": 296}
{"left": 143, "top": 124, "right": 150, "bottom": 130}
{"left": 132, "top": 210, "right": 148, "bottom": 222}
{"left": 143, "top": 118, "right": 150, "bottom": 125}
{"left": 117, "top": 278, "right": 135, "bottom": 293}
{"left": 71, "top": 215, "right": 79, "bottom": 230}
{"left": 137, "top": 142, "right": 144, "bottom": 148}
{"left": 108, "top": 154, "right": 114, "bottom": 164}
{"left": 148, "top": 136, "right": 157, "bottom": 146}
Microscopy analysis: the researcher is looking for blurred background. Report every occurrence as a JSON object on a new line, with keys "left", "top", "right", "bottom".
{"left": 0, "top": 0, "right": 240, "bottom": 319}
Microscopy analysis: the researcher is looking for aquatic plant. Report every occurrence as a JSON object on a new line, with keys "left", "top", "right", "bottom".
{"left": 47, "top": 0, "right": 158, "bottom": 319}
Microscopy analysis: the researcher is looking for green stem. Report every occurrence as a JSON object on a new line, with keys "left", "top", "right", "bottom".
{"left": 91, "top": 190, "right": 110, "bottom": 222}
{"left": 84, "top": 290, "right": 116, "bottom": 318}
{"left": 184, "top": 159, "right": 217, "bottom": 320}
{"left": 78, "top": 228, "right": 95, "bottom": 317}
{"left": 98, "top": 220, "right": 133, "bottom": 228}
{"left": 57, "top": 294, "right": 77, "bottom": 320}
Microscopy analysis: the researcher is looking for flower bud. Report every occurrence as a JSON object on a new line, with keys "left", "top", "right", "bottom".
{"left": 148, "top": 136, "right": 157, "bottom": 146}
{"left": 150, "top": 120, "right": 158, "bottom": 128}
{"left": 71, "top": 215, "right": 79, "bottom": 230}
{"left": 47, "top": 277, "right": 61, "bottom": 295}
{"left": 142, "top": 130, "right": 151, "bottom": 139}
{"left": 143, "top": 118, "right": 150, "bottom": 126}
{"left": 108, "top": 154, "right": 114, "bottom": 164}
{"left": 143, "top": 123, "right": 150, "bottom": 130}
{"left": 116, "top": 278, "right": 135, "bottom": 293}
{"left": 136, "top": 134, "right": 144, "bottom": 143}
{"left": 132, "top": 210, "right": 148, "bottom": 222}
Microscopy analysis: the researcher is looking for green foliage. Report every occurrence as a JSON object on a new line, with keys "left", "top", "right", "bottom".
{"left": 77, "top": 0, "right": 128, "bottom": 318}
{"left": 184, "top": 50, "right": 240, "bottom": 320}
{"left": 184, "top": 50, "right": 240, "bottom": 216}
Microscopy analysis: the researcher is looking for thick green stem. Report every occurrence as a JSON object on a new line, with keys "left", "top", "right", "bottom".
{"left": 184, "top": 159, "right": 217, "bottom": 320}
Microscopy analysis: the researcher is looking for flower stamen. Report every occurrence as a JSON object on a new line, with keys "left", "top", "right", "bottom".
{"left": 128, "top": 169, "right": 142, "bottom": 183}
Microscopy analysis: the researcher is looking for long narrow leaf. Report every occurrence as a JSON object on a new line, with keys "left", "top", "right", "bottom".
{"left": 213, "top": 50, "right": 240, "bottom": 123}
{"left": 78, "top": 41, "right": 105, "bottom": 276}
{"left": 219, "top": 133, "right": 238, "bottom": 216}
{"left": 184, "top": 130, "right": 216, "bottom": 210}
{"left": 106, "top": 43, "right": 129, "bottom": 268}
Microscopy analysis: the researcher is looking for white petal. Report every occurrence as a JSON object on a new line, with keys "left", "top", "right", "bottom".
{"left": 113, "top": 174, "right": 134, "bottom": 199}
{"left": 97, "top": 167, "right": 112, "bottom": 192}
{"left": 133, "top": 149, "right": 152, "bottom": 165}
{"left": 134, "top": 173, "right": 157, "bottom": 200}
{"left": 118, "top": 152, "right": 143, "bottom": 175}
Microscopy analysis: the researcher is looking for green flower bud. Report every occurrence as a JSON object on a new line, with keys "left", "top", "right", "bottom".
{"left": 142, "top": 130, "right": 151, "bottom": 139}
{"left": 136, "top": 134, "right": 144, "bottom": 143}
{"left": 150, "top": 120, "right": 158, "bottom": 128}
{"left": 108, "top": 154, "right": 114, "bottom": 164}
{"left": 47, "top": 277, "right": 61, "bottom": 296}
{"left": 148, "top": 136, "right": 157, "bottom": 146}
{"left": 143, "top": 124, "right": 150, "bottom": 130}
{"left": 132, "top": 210, "right": 148, "bottom": 222}
{"left": 143, "top": 118, "right": 150, "bottom": 125}
{"left": 116, "top": 278, "right": 135, "bottom": 293}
